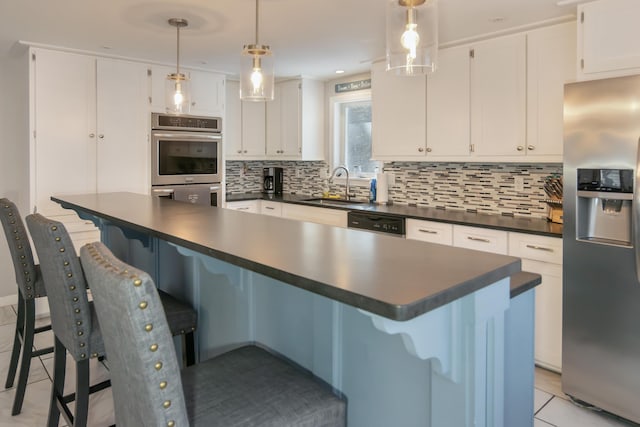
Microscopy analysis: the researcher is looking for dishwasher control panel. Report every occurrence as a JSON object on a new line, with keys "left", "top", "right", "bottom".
{"left": 347, "top": 211, "right": 405, "bottom": 236}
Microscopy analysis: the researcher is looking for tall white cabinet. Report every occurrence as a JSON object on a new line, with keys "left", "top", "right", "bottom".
{"left": 96, "top": 58, "right": 149, "bottom": 194}
{"left": 31, "top": 49, "right": 97, "bottom": 218}
{"left": 31, "top": 48, "right": 151, "bottom": 249}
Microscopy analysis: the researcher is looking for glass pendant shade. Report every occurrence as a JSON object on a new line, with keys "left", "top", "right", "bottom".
{"left": 386, "top": 0, "right": 438, "bottom": 76}
{"left": 240, "top": 0, "right": 274, "bottom": 101}
{"left": 165, "top": 18, "right": 192, "bottom": 114}
{"left": 165, "top": 73, "right": 191, "bottom": 114}
{"left": 240, "top": 46, "right": 274, "bottom": 101}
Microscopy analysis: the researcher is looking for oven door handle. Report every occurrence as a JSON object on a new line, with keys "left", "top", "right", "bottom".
{"left": 151, "top": 132, "right": 222, "bottom": 141}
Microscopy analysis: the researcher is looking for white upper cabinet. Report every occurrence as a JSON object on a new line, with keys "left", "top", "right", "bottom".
{"left": 426, "top": 45, "right": 470, "bottom": 158}
{"left": 372, "top": 23, "right": 574, "bottom": 162}
{"left": 149, "top": 65, "right": 225, "bottom": 116}
{"left": 188, "top": 70, "right": 225, "bottom": 117}
{"left": 578, "top": 0, "right": 640, "bottom": 80}
{"left": 241, "top": 101, "right": 267, "bottom": 158}
{"left": 266, "top": 78, "right": 324, "bottom": 160}
{"left": 526, "top": 22, "right": 576, "bottom": 161}
{"left": 470, "top": 33, "right": 527, "bottom": 158}
{"left": 371, "top": 61, "right": 427, "bottom": 158}
{"left": 225, "top": 80, "right": 266, "bottom": 159}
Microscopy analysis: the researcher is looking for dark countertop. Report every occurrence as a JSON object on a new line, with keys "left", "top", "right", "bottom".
{"left": 226, "top": 193, "right": 563, "bottom": 238}
{"left": 53, "top": 192, "right": 522, "bottom": 321}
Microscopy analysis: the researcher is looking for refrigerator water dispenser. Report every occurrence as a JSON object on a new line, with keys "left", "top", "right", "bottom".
{"left": 576, "top": 168, "right": 634, "bottom": 246}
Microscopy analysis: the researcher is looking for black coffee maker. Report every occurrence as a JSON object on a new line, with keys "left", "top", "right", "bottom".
{"left": 263, "top": 167, "right": 283, "bottom": 195}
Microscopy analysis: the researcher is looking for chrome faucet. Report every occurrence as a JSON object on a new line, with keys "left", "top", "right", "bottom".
{"left": 329, "top": 166, "right": 351, "bottom": 200}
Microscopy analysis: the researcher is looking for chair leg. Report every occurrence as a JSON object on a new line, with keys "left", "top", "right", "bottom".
{"left": 47, "top": 337, "right": 66, "bottom": 427}
{"left": 73, "top": 359, "right": 90, "bottom": 427}
{"left": 11, "top": 298, "right": 35, "bottom": 415}
{"left": 5, "top": 293, "right": 25, "bottom": 389}
{"left": 184, "top": 331, "right": 196, "bottom": 367}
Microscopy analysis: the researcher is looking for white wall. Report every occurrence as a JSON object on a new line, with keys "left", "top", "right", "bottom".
{"left": 0, "top": 42, "right": 30, "bottom": 302}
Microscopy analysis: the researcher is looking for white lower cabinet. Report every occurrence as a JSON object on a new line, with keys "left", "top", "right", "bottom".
{"left": 452, "top": 225, "right": 508, "bottom": 255}
{"left": 406, "top": 219, "right": 453, "bottom": 245}
{"left": 409, "top": 221, "right": 563, "bottom": 371}
{"left": 508, "top": 232, "right": 563, "bottom": 372}
{"left": 281, "top": 204, "right": 347, "bottom": 228}
{"left": 260, "top": 200, "right": 282, "bottom": 217}
{"left": 225, "top": 200, "right": 259, "bottom": 213}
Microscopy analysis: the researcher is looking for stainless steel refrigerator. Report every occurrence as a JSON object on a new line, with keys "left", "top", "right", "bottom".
{"left": 563, "top": 74, "right": 640, "bottom": 424}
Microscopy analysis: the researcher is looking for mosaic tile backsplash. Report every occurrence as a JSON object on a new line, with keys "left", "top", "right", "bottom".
{"left": 226, "top": 161, "right": 563, "bottom": 219}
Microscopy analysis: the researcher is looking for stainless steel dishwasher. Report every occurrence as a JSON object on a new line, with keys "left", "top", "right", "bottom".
{"left": 347, "top": 211, "right": 405, "bottom": 237}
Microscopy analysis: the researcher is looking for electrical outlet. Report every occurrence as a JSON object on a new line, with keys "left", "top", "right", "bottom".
{"left": 514, "top": 176, "right": 524, "bottom": 192}
{"left": 387, "top": 173, "right": 396, "bottom": 186}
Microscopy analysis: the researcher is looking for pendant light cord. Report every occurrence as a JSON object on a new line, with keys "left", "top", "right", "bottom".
{"left": 255, "top": 0, "right": 259, "bottom": 45}
{"left": 176, "top": 24, "right": 181, "bottom": 75}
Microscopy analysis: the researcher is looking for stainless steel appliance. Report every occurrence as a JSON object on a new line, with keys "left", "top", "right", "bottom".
{"left": 151, "top": 183, "right": 222, "bottom": 207}
{"left": 151, "top": 113, "right": 222, "bottom": 186}
{"left": 347, "top": 211, "right": 405, "bottom": 237}
{"left": 263, "top": 167, "right": 283, "bottom": 195}
{"left": 563, "top": 74, "right": 640, "bottom": 424}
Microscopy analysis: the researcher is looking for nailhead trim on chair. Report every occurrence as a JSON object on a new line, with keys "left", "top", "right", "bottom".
{"left": 83, "top": 243, "right": 183, "bottom": 426}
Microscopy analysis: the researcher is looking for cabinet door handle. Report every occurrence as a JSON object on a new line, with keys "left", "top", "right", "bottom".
{"left": 418, "top": 147, "right": 425, "bottom": 152}
{"left": 517, "top": 146, "right": 524, "bottom": 151}
{"left": 418, "top": 229, "right": 438, "bottom": 234}
{"left": 527, "top": 145, "right": 535, "bottom": 151}
{"left": 98, "top": 134, "right": 104, "bottom": 139}
{"left": 243, "top": 150, "right": 247, "bottom": 153}
{"left": 525, "top": 244, "right": 553, "bottom": 252}
{"left": 467, "top": 236, "right": 491, "bottom": 243}
{"left": 426, "top": 147, "right": 432, "bottom": 153}
{"left": 89, "top": 133, "right": 95, "bottom": 138}
{"left": 237, "top": 150, "right": 242, "bottom": 154}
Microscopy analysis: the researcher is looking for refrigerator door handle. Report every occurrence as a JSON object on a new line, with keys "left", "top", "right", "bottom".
{"left": 635, "top": 137, "right": 640, "bottom": 281}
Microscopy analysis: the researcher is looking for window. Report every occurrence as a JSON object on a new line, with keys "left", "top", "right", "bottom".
{"left": 330, "top": 90, "right": 380, "bottom": 178}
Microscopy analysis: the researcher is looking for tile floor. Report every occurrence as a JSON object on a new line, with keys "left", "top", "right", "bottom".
{"left": 0, "top": 304, "right": 637, "bottom": 427}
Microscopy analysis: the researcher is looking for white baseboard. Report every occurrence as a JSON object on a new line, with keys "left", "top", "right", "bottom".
{"left": 0, "top": 294, "right": 17, "bottom": 307}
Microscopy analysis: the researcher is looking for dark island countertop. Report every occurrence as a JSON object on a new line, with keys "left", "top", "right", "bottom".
{"left": 53, "top": 192, "right": 523, "bottom": 321}
{"left": 226, "top": 192, "right": 563, "bottom": 238}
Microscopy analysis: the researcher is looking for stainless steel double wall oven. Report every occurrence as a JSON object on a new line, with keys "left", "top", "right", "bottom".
{"left": 150, "top": 113, "right": 223, "bottom": 206}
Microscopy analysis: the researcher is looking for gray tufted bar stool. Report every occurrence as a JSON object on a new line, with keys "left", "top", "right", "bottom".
{"left": 27, "top": 213, "right": 199, "bottom": 427}
{"left": 81, "top": 241, "right": 347, "bottom": 427}
{"left": 26, "top": 213, "right": 112, "bottom": 427}
{"left": 0, "top": 198, "right": 54, "bottom": 416}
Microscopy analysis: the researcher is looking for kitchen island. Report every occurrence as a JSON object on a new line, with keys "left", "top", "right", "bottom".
{"left": 53, "top": 192, "right": 537, "bottom": 427}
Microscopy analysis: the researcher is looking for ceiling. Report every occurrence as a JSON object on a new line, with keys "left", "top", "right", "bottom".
{"left": 0, "top": 0, "right": 577, "bottom": 80}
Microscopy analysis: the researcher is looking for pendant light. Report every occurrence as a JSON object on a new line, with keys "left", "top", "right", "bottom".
{"left": 386, "top": 0, "right": 438, "bottom": 76}
{"left": 240, "top": 0, "right": 274, "bottom": 101}
{"left": 165, "top": 18, "right": 191, "bottom": 114}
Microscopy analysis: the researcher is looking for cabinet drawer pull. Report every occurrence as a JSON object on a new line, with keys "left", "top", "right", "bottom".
{"left": 525, "top": 244, "right": 553, "bottom": 252}
{"left": 237, "top": 207, "right": 249, "bottom": 210}
{"left": 265, "top": 206, "right": 275, "bottom": 210}
{"left": 467, "top": 236, "right": 491, "bottom": 243}
{"left": 418, "top": 229, "right": 438, "bottom": 234}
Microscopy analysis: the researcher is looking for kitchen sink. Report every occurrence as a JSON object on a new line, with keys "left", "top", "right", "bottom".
{"left": 302, "top": 197, "right": 368, "bottom": 205}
